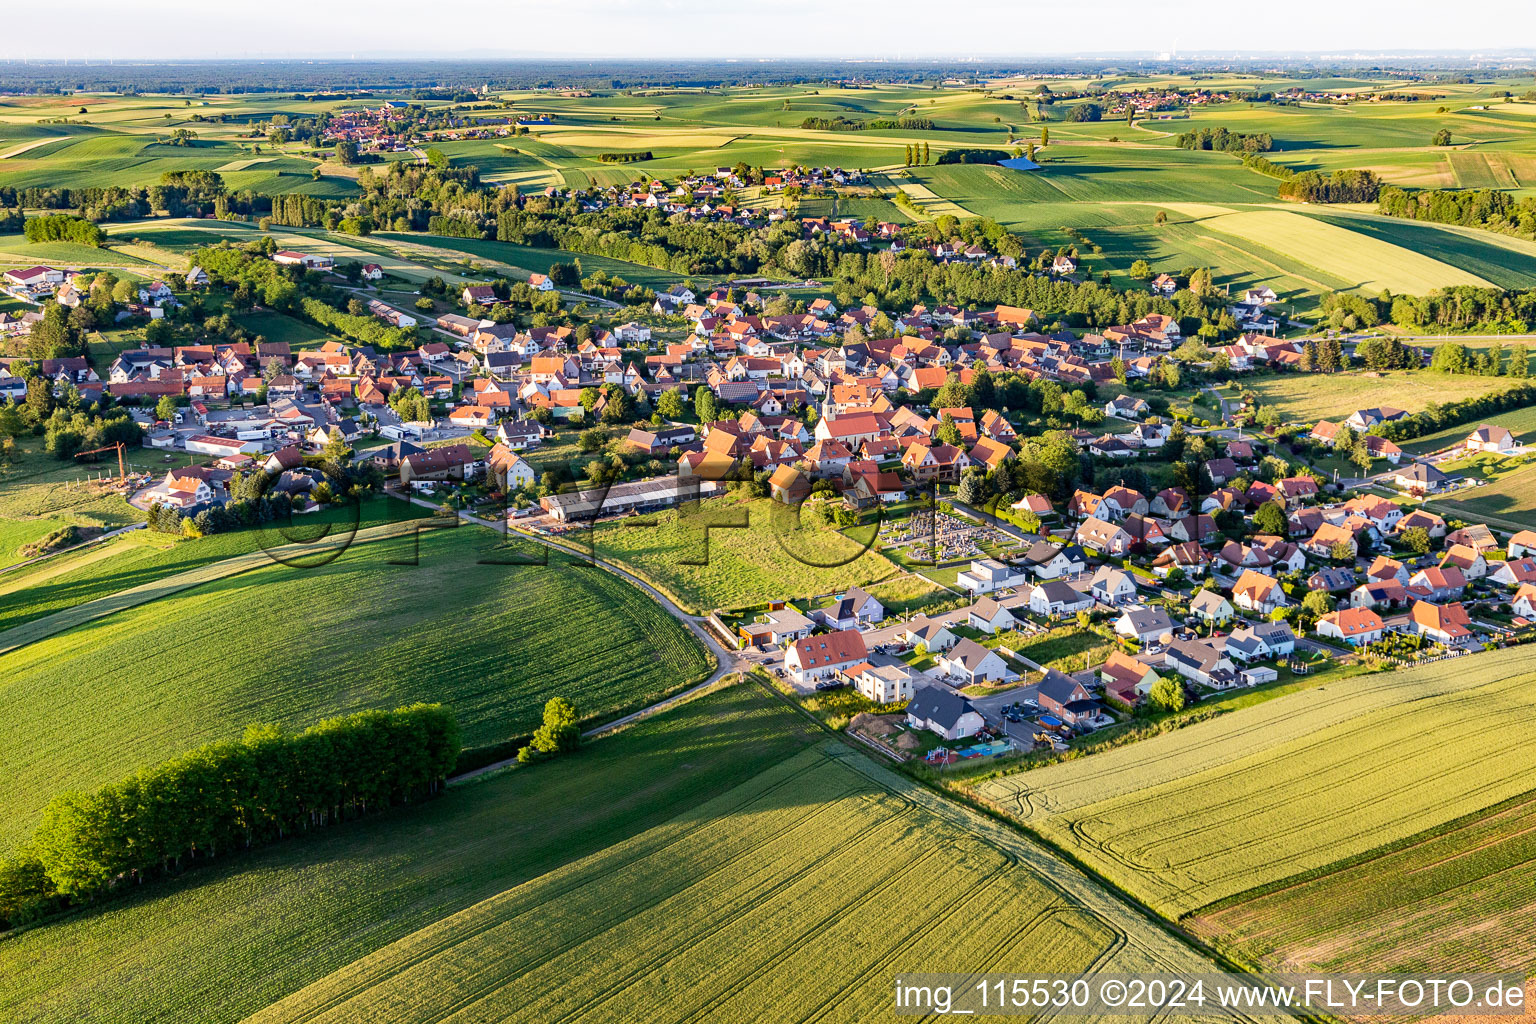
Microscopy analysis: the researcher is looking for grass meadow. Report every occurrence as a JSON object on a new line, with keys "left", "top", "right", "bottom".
{"left": 590, "top": 495, "right": 902, "bottom": 612}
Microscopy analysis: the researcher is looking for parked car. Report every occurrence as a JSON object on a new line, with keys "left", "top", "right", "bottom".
{"left": 814, "top": 679, "right": 846, "bottom": 692}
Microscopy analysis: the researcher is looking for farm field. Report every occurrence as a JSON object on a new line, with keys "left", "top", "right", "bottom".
{"left": 1190, "top": 791, "right": 1536, "bottom": 976}
{"left": 1423, "top": 463, "right": 1536, "bottom": 532}
{"left": 588, "top": 495, "right": 901, "bottom": 612}
{"left": 974, "top": 648, "right": 1536, "bottom": 917}
{"left": 1397, "top": 403, "right": 1536, "bottom": 456}
{"left": 0, "top": 681, "right": 1224, "bottom": 1024}
{"left": 1237, "top": 369, "right": 1522, "bottom": 425}
{"left": 0, "top": 522, "right": 712, "bottom": 851}
{"left": 374, "top": 231, "right": 687, "bottom": 290}
{"left": 0, "top": 496, "right": 417, "bottom": 632}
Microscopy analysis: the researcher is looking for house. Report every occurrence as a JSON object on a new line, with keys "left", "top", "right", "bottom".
{"left": 849, "top": 662, "right": 918, "bottom": 705}
{"left": 399, "top": 443, "right": 477, "bottom": 484}
{"left": 1164, "top": 638, "right": 1239, "bottom": 688}
{"left": 967, "top": 597, "right": 1017, "bottom": 634}
{"left": 1231, "top": 569, "right": 1288, "bottom": 615}
{"left": 1512, "top": 583, "right": 1536, "bottom": 619}
{"left": 784, "top": 628, "right": 868, "bottom": 684}
{"left": 1307, "top": 567, "right": 1358, "bottom": 593}
{"left": 1100, "top": 651, "right": 1160, "bottom": 706}
{"left": 1464, "top": 424, "right": 1518, "bottom": 454}
{"left": 1489, "top": 557, "right": 1536, "bottom": 589}
{"left": 905, "top": 685, "right": 985, "bottom": 739}
{"left": 956, "top": 558, "right": 1028, "bottom": 595}
{"left": 812, "top": 587, "right": 885, "bottom": 630}
{"left": 745, "top": 607, "right": 815, "bottom": 646}
{"left": 527, "top": 272, "right": 554, "bottom": 292}
{"left": 461, "top": 284, "right": 498, "bottom": 306}
{"left": 1037, "top": 670, "right": 1103, "bottom": 726}
{"left": 1390, "top": 461, "right": 1451, "bottom": 495}
{"left": 360, "top": 264, "right": 383, "bottom": 281}
{"left": 1350, "top": 580, "right": 1409, "bottom": 610}
{"left": 1021, "top": 541, "right": 1087, "bottom": 580}
{"left": 1105, "top": 395, "right": 1149, "bottom": 420}
{"left": 1224, "top": 621, "right": 1296, "bottom": 660}
{"left": 1439, "top": 544, "right": 1487, "bottom": 580}
{"left": 901, "top": 617, "right": 958, "bottom": 652}
{"left": 1317, "top": 607, "right": 1385, "bottom": 646}
{"left": 485, "top": 443, "right": 536, "bottom": 490}
{"left": 1345, "top": 406, "right": 1407, "bottom": 432}
{"left": 1408, "top": 566, "right": 1466, "bottom": 602}
{"left": 1115, "top": 606, "right": 1174, "bottom": 643}
{"left": 1189, "top": 589, "right": 1234, "bottom": 625}
{"left": 768, "top": 464, "right": 812, "bottom": 505}
{"left": 1089, "top": 566, "right": 1139, "bottom": 606}
{"left": 1366, "top": 554, "right": 1411, "bottom": 585}
{"left": 1075, "top": 517, "right": 1133, "bottom": 556}
{"left": 1509, "top": 530, "right": 1536, "bottom": 560}
{"left": 1394, "top": 508, "right": 1447, "bottom": 541}
{"left": 1029, "top": 580, "right": 1093, "bottom": 618}
{"left": 1407, "top": 600, "right": 1474, "bottom": 645}
{"left": 1445, "top": 523, "right": 1498, "bottom": 554}
{"left": 937, "top": 638, "right": 1012, "bottom": 686}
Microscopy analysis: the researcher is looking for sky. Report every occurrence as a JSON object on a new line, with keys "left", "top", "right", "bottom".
{"left": 7, "top": 0, "right": 1535, "bottom": 61}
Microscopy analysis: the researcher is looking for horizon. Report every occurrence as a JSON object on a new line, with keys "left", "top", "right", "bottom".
{"left": 5, "top": 0, "right": 1536, "bottom": 63}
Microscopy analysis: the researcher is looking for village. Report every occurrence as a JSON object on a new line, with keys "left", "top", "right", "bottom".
{"left": 6, "top": 231, "right": 1530, "bottom": 772}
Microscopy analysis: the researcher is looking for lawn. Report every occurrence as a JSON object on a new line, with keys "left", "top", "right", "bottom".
{"left": 975, "top": 647, "right": 1536, "bottom": 917}
{"left": 233, "top": 310, "right": 344, "bottom": 349}
{"left": 1398, "top": 404, "right": 1536, "bottom": 456}
{"left": 0, "top": 522, "right": 713, "bottom": 852}
{"left": 1190, "top": 790, "right": 1536, "bottom": 977}
{"left": 589, "top": 495, "right": 902, "bottom": 612}
{"left": 375, "top": 231, "right": 686, "bottom": 290}
{"left": 0, "top": 684, "right": 1118, "bottom": 1024}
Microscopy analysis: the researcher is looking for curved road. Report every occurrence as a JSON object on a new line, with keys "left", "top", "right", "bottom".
{"left": 391, "top": 491, "right": 747, "bottom": 781}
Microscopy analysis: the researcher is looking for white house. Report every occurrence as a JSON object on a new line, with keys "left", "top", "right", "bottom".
{"left": 1088, "top": 566, "right": 1138, "bottom": 606}
{"left": 1317, "top": 607, "right": 1385, "bottom": 646}
{"left": 967, "top": 597, "right": 1017, "bottom": 634}
{"left": 956, "top": 557, "right": 1029, "bottom": 595}
{"left": 784, "top": 628, "right": 868, "bottom": 684}
{"left": 850, "top": 662, "right": 918, "bottom": 704}
{"left": 937, "top": 638, "right": 1013, "bottom": 686}
{"left": 1029, "top": 580, "right": 1094, "bottom": 618}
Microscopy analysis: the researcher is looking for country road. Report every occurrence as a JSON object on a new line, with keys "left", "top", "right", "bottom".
{"left": 388, "top": 490, "right": 746, "bottom": 780}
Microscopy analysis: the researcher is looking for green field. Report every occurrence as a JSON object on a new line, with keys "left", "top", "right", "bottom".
{"left": 375, "top": 231, "right": 687, "bottom": 290}
{"left": 0, "top": 522, "right": 712, "bottom": 851}
{"left": 589, "top": 495, "right": 901, "bottom": 612}
{"left": 1236, "top": 369, "right": 1524, "bottom": 426}
{"left": 975, "top": 648, "right": 1536, "bottom": 918}
{"left": 1191, "top": 791, "right": 1536, "bottom": 976}
{"left": 0, "top": 684, "right": 1128, "bottom": 1023}
{"left": 1424, "top": 463, "right": 1536, "bottom": 532}
{"left": 1398, "top": 404, "right": 1536, "bottom": 456}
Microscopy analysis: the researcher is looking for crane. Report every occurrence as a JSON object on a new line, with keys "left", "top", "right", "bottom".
{"left": 75, "top": 441, "right": 128, "bottom": 482}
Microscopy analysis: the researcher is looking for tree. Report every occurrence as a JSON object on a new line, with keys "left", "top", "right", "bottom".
{"left": 694, "top": 385, "right": 717, "bottom": 425}
{"left": 1153, "top": 210, "right": 1168, "bottom": 226}
{"left": 1252, "top": 500, "right": 1287, "bottom": 537}
{"left": 1147, "top": 677, "right": 1185, "bottom": 714}
{"left": 334, "top": 140, "right": 359, "bottom": 165}
{"left": 1431, "top": 129, "right": 1453, "bottom": 147}
{"left": 1301, "top": 590, "right": 1336, "bottom": 617}
{"left": 154, "top": 395, "right": 179, "bottom": 422}
{"left": 655, "top": 389, "right": 685, "bottom": 421}
{"left": 1399, "top": 525, "right": 1431, "bottom": 555}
